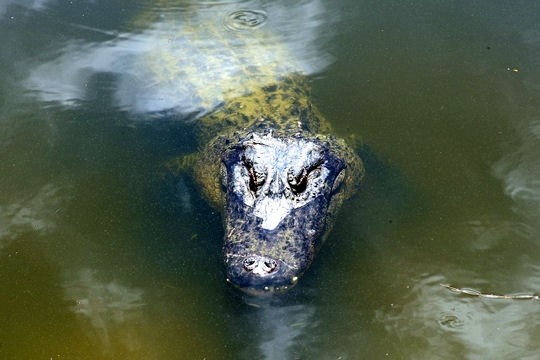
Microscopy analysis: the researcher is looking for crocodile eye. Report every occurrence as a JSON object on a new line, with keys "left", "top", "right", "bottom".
{"left": 287, "top": 168, "right": 308, "bottom": 194}
{"left": 242, "top": 156, "right": 265, "bottom": 193}
{"left": 287, "top": 158, "right": 324, "bottom": 195}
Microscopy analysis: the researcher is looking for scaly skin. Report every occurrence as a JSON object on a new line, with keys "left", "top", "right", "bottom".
{"left": 195, "top": 75, "right": 364, "bottom": 295}
{"left": 195, "top": 74, "right": 334, "bottom": 207}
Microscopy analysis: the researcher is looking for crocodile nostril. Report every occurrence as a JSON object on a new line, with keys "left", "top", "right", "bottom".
{"left": 242, "top": 255, "right": 279, "bottom": 275}
{"left": 243, "top": 256, "right": 257, "bottom": 271}
{"left": 262, "top": 259, "right": 277, "bottom": 273}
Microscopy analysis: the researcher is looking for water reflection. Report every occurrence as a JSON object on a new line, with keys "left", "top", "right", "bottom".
{"left": 464, "top": 216, "right": 534, "bottom": 252}
{"left": 379, "top": 273, "right": 540, "bottom": 359}
{"left": 0, "top": 182, "right": 68, "bottom": 254}
{"left": 238, "top": 301, "right": 316, "bottom": 359}
{"left": 64, "top": 268, "right": 145, "bottom": 354}
{"left": 494, "top": 118, "right": 540, "bottom": 223}
{"left": 23, "top": 0, "right": 336, "bottom": 117}
{"left": 0, "top": 0, "right": 50, "bottom": 16}
{"left": 492, "top": 29, "right": 540, "bottom": 229}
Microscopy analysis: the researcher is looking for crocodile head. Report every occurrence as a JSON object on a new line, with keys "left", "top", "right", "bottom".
{"left": 220, "top": 130, "right": 356, "bottom": 295}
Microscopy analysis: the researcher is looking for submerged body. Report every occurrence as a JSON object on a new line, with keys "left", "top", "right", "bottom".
{"left": 195, "top": 75, "right": 363, "bottom": 295}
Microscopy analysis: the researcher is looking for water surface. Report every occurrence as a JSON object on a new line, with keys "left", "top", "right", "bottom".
{"left": 1, "top": 0, "right": 540, "bottom": 359}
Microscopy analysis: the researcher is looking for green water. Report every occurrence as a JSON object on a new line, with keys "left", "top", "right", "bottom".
{"left": 1, "top": 1, "right": 540, "bottom": 359}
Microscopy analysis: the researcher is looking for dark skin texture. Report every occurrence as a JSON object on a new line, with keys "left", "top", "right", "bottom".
{"left": 194, "top": 75, "right": 364, "bottom": 295}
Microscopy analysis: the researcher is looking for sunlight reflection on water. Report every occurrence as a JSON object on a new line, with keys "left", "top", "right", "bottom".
{"left": 238, "top": 303, "right": 316, "bottom": 359}
{"left": 23, "top": 0, "right": 335, "bottom": 117}
{"left": 378, "top": 273, "right": 540, "bottom": 359}
{"left": 64, "top": 268, "right": 145, "bottom": 354}
{"left": 0, "top": 182, "right": 69, "bottom": 253}
{"left": 0, "top": 0, "right": 48, "bottom": 16}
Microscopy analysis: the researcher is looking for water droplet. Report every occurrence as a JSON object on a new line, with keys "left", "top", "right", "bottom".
{"left": 438, "top": 313, "right": 464, "bottom": 330}
{"left": 224, "top": 10, "right": 268, "bottom": 31}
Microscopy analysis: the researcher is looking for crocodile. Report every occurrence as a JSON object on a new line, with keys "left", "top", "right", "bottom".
{"left": 22, "top": 1, "right": 365, "bottom": 295}
{"left": 140, "top": 3, "right": 365, "bottom": 295}
{"left": 194, "top": 74, "right": 363, "bottom": 295}
{"left": 130, "top": 1, "right": 364, "bottom": 295}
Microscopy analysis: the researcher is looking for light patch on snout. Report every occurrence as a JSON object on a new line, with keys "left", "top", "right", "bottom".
{"left": 253, "top": 196, "right": 292, "bottom": 230}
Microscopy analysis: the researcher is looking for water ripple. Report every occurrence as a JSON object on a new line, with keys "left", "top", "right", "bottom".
{"left": 224, "top": 9, "right": 268, "bottom": 31}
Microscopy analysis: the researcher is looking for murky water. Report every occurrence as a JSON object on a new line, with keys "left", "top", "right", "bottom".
{"left": 1, "top": 0, "right": 540, "bottom": 359}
